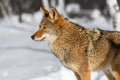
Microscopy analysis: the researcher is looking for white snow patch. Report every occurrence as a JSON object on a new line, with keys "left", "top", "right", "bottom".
{"left": 2, "top": 72, "right": 8, "bottom": 77}
{"left": 66, "top": 3, "right": 81, "bottom": 14}
{"left": 90, "top": 9, "right": 101, "bottom": 19}
{"left": 30, "top": 67, "right": 76, "bottom": 80}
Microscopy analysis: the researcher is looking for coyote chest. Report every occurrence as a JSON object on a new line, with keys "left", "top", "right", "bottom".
{"left": 51, "top": 38, "right": 74, "bottom": 68}
{"left": 51, "top": 35, "right": 89, "bottom": 70}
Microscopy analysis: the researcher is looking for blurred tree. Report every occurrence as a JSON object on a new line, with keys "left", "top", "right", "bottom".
{"left": 10, "top": 0, "right": 43, "bottom": 22}
{"left": 0, "top": 0, "right": 12, "bottom": 19}
{"left": 42, "top": 0, "right": 49, "bottom": 9}
{"left": 107, "top": 0, "right": 120, "bottom": 31}
{"left": 0, "top": 0, "right": 119, "bottom": 20}
{"left": 0, "top": 1, "right": 8, "bottom": 18}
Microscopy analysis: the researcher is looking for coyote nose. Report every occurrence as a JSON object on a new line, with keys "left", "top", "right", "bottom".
{"left": 31, "top": 35, "right": 35, "bottom": 40}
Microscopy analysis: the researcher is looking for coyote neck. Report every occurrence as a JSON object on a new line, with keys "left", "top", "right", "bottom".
{"left": 56, "top": 17, "right": 84, "bottom": 32}
{"left": 51, "top": 22, "right": 89, "bottom": 70}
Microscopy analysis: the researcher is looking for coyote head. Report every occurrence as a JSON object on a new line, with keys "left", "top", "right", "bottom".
{"left": 31, "top": 7, "right": 62, "bottom": 43}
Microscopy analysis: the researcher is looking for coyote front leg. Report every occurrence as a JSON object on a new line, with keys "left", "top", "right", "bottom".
{"left": 77, "top": 67, "right": 91, "bottom": 80}
{"left": 104, "top": 69, "right": 116, "bottom": 80}
{"left": 74, "top": 72, "right": 81, "bottom": 80}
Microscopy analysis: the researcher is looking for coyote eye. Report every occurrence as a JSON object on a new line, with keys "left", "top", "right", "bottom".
{"left": 43, "top": 26, "right": 47, "bottom": 29}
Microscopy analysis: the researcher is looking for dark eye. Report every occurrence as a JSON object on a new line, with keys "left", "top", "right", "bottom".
{"left": 43, "top": 26, "right": 47, "bottom": 29}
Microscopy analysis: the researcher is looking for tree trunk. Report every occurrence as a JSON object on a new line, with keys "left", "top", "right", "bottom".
{"left": 57, "top": 0, "right": 66, "bottom": 15}
{"left": 106, "top": 0, "right": 119, "bottom": 16}
{"left": 2, "top": 0, "right": 13, "bottom": 16}
{"left": 106, "top": 0, "right": 120, "bottom": 31}
{"left": 50, "top": 0, "right": 56, "bottom": 7}
{"left": 0, "top": 2, "right": 8, "bottom": 19}
{"left": 42, "top": 0, "right": 50, "bottom": 10}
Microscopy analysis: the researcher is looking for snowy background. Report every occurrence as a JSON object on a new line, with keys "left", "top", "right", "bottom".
{"left": 0, "top": 11, "right": 113, "bottom": 80}
{"left": 0, "top": 0, "right": 120, "bottom": 80}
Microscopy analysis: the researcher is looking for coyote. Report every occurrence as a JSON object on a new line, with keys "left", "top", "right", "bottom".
{"left": 31, "top": 7, "right": 120, "bottom": 80}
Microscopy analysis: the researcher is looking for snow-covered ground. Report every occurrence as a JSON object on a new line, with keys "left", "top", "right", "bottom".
{"left": 0, "top": 11, "right": 113, "bottom": 80}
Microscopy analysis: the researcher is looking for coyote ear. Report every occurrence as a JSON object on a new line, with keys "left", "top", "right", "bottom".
{"left": 40, "top": 7, "right": 49, "bottom": 17}
{"left": 49, "top": 7, "right": 60, "bottom": 20}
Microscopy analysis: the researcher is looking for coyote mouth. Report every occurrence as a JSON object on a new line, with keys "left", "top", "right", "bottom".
{"left": 34, "top": 37, "right": 46, "bottom": 41}
{"left": 40, "top": 37, "right": 46, "bottom": 41}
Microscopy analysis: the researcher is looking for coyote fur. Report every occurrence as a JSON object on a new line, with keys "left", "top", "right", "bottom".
{"left": 31, "top": 7, "right": 120, "bottom": 80}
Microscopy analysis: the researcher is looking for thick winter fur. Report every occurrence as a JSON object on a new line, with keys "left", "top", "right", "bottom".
{"left": 31, "top": 7, "right": 120, "bottom": 80}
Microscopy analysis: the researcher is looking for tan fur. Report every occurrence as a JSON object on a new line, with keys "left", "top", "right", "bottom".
{"left": 31, "top": 7, "right": 120, "bottom": 80}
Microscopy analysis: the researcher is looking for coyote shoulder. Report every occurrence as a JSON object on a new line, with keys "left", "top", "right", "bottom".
{"left": 31, "top": 7, "right": 120, "bottom": 80}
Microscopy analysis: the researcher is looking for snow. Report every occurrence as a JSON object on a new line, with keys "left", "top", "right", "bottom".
{"left": 0, "top": 9, "right": 113, "bottom": 80}
{"left": 66, "top": 3, "right": 81, "bottom": 14}
{"left": 90, "top": 9, "right": 101, "bottom": 19}
{"left": 30, "top": 67, "right": 76, "bottom": 80}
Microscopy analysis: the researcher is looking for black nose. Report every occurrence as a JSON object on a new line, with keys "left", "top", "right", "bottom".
{"left": 31, "top": 35, "right": 35, "bottom": 40}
